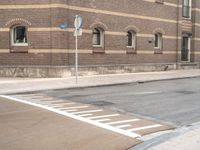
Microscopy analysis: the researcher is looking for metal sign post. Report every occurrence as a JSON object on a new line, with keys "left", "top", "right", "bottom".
{"left": 75, "top": 30, "right": 78, "bottom": 84}
{"left": 74, "top": 15, "right": 83, "bottom": 84}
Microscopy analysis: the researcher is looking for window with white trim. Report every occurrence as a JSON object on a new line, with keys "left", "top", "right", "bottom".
{"left": 127, "top": 31, "right": 136, "bottom": 48}
{"left": 92, "top": 28, "right": 104, "bottom": 47}
{"left": 182, "top": 0, "right": 191, "bottom": 18}
{"left": 154, "top": 33, "right": 162, "bottom": 49}
{"left": 12, "top": 26, "right": 28, "bottom": 46}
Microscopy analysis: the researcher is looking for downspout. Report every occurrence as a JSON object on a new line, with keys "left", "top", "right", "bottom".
{"left": 176, "top": 0, "right": 180, "bottom": 70}
{"left": 50, "top": 0, "right": 53, "bottom": 66}
{"left": 66, "top": 0, "right": 70, "bottom": 66}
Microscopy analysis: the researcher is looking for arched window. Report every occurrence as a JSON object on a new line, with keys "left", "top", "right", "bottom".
{"left": 12, "top": 26, "right": 28, "bottom": 46}
{"left": 92, "top": 28, "right": 104, "bottom": 47}
{"left": 154, "top": 33, "right": 162, "bottom": 49}
{"left": 127, "top": 31, "right": 136, "bottom": 48}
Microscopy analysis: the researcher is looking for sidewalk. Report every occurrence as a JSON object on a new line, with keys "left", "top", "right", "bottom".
{"left": 131, "top": 122, "right": 200, "bottom": 150}
{"left": 0, "top": 69, "right": 200, "bottom": 94}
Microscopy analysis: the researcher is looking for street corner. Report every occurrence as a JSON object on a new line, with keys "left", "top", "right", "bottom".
{"left": 0, "top": 93, "right": 174, "bottom": 150}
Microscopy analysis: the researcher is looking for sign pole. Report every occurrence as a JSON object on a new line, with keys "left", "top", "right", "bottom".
{"left": 74, "top": 15, "right": 83, "bottom": 84}
{"left": 75, "top": 29, "right": 78, "bottom": 84}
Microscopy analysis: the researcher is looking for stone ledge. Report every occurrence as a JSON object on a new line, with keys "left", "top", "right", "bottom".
{"left": 0, "top": 63, "right": 180, "bottom": 78}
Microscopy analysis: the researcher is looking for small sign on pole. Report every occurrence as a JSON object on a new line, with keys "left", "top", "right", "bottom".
{"left": 74, "top": 28, "right": 83, "bottom": 37}
{"left": 74, "top": 15, "right": 83, "bottom": 84}
{"left": 59, "top": 22, "right": 68, "bottom": 30}
{"left": 74, "top": 15, "right": 83, "bottom": 30}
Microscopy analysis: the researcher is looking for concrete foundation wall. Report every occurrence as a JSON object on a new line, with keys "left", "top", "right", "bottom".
{"left": 0, "top": 64, "right": 182, "bottom": 78}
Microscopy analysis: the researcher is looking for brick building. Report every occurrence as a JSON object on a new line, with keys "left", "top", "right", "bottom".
{"left": 0, "top": 0, "right": 199, "bottom": 77}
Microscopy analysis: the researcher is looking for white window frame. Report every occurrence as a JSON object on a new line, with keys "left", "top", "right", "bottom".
{"left": 154, "top": 33, "right": 162, "bottom": 49}
{"left": 92, "top": 28, "right": 104, "bottom": 48}
{"left": 11, "top": 26, "right": 28, "bottom": 46}
{"left": 182, "top": 0, "right": 192, "bottom": 19}
{"left": 127, "top": 31, "right": 136, "bottom": 49}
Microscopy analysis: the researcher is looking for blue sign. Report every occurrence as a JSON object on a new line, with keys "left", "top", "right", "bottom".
{"left": 59, "top": 22, "right": 68, "bottom": 30}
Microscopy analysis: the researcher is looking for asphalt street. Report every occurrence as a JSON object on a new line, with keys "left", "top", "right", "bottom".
{"left": 43, "top": 77, "right": 200, "bottom": 127}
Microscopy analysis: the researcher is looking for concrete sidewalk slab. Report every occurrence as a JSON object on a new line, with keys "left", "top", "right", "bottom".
{"left": 130, "top": 122, "right": 200, "bottom": 150}
{"left": 0, "top": 69, "right": 200, "bottom": 94}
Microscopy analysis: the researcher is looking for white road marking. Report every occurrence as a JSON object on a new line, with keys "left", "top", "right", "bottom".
{"left": 87, "top": 114, "right": 120, "bottom": 119}
{"left": 56, "top": 102, "right": 76, "bottom": 105}
{"left": 95, "top": 119, "right": 111, "bottom": 122}
{"left": 51, "top": 105, "right": 64, "bottom": 108}
{"left": 38, "top": 100, "right": 65, "bottom": 103}
{"left": 44, "top": 102, "right": 76, "bottom": 105}
{"left": 27, "top": 99, "right": 75, "bottom": 106}
{"left": 132, "top": 91, "right": 161, "bottom": 95}
{"left": 59, "top": 106, "right": 89, "bottom": 110}
{"left": 78, "top": 114, "right": 93, "bottom": 117}
{"left": 116, "top": 124, "right": 132, "bottom": 129}
{"left": 72, "top": 110, "right": 103, "bottom": 115}
{"left": 127, "top": 124, "right": 162, "bottom": 132}
{"left": 23, "top": 96, "right": 47, "bottom": 98}
{"left": 63, "top": 109, "right": 78, "bottom": 112}
{"left": 46, "top": 104, "right": 67, "bottom": 107}
{"left": 106, "top": 119, "right": 140, "bottom": 125}
{"left": 1, "top": 95, "right": 141, "bottom": 139}
{"left": 29, "top": 101, "right": 64, "bottom": 106}
{"left": 16, "top": 94, "right": 44, "bottom": 98}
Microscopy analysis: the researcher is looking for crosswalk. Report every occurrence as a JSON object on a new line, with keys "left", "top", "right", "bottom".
{"left": 0, "top": 93, "right": 173, "bottom": 139}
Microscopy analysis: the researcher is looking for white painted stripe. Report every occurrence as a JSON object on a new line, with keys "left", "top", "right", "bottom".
{"left": 16, "top": 94, "right": 43, "bottom": 96}
{"left": 45, "top": 102, "right": 75, "bottom": 105}
{"left": 27, "top": 100, "right": 65, "bottom": 105}
{"left": 106, "top": 119, "right": 140, "bottom": 125}
{"left": 63, "top": 109, "right": 78, "bottom": 112}
{"left": 26, "top": 100, "right": 54, "bottom": 105}
{"left": 20, "top": 95, "right": 45, "bottom": 98}
{"left": 72, "top": 110, "right": 103, "bottom": 115}
{"left": 87, "top": 114, "right": 120, "bottom": 119}
{"left": 128, "top": 124, "right": 162, "bottom": 132}
{"left": 39, "top": 100, "right": 65, "bottom": 102}
{"left": 58, "top": 102, "right": 76, "bottom": 105}
{"left": 59, "top": 106, "right": 89, "bottom": 110}
{"left": 78, "top": 114, "right": 93, "bottom": 117}
{"left": 38, "top": 101, "right": 75, "bottom": 105}
{"left": 51, "top": 105, "right": 64, "bottom": 108}
{"left": 33, "top": 99, "right": 64, "bottom": 103}
{"left": 116, "top": 124, "right": 132, "bottom": 129}
{"left": 95, "top": 119, "right": 111, "bottom": 122}
{"left": 46, "top": 104, "right": 66, "bottom": 107}
{"left": 0, "top": 95, "right": 141, "bottom": 138}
